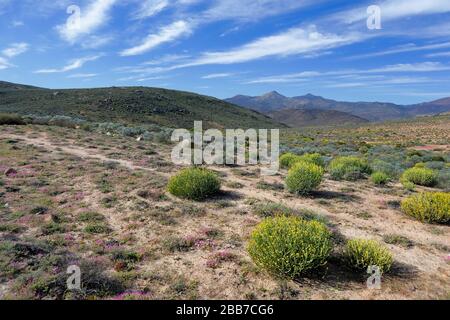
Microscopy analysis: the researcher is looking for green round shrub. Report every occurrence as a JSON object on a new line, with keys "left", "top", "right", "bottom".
{"left": 248, "top": 216, "right": 333, "bottom": 279}
{"left": 285, "top": 161, "right": 324, "bottom": 195}
{"left": 370, "top": 172, "right": 390, "bottom": 185}
{"left": 401, "top": 192, "right": 450, "bottom": 224}
{"left": 344, "top": 239, "right": 393, "bottom": 274}
{"left": 401, "top": 167, "right": 438, "bottom": 187}
{"left": 299, "top": 153, "right": 325, "bottom": 168}
{"left": 167, "top": 167, "right": 221, "bottom": 200}
{"left": 280, "top": 153, "right": 325, "bottom": 169}
{"left": 328, "top": 156, "right": 371, "bottom": 181}
{"left": 279, "top": 153, "right": 300, "bottom": 169}
{"left": 414, "top": 162, "right": 425, "bottom": 168}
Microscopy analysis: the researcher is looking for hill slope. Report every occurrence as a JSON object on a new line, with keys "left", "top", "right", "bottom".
{"left": 0, "top": 81, "right": 43, "bottom": 92}
{"left": 268, "top": 108, "right": 370, "bottom": 127}
{"left": 226, "top": 92, "right": 450, "bottom": 122}
{"left": 0, "top": 81, "right": 282, "bottom": 129}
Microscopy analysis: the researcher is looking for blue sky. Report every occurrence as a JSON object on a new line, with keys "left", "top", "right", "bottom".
{"left": 1, "top": 0, "right": 450, "bottom": 104}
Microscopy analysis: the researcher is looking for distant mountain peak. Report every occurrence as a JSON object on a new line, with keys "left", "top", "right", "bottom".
{"left": 262, "top": 91, "right": 286, "bottom": 98}
{"left": 304, "top": 93, "right": 321, "bottom": 98}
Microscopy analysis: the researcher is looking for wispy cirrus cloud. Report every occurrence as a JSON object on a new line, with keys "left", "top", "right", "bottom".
{"left": 143, "top": 54, "right": 190, "bottom": 65}
{"left": 325, "top": 77, "right": 436, "bottom": 88}
{"left": 203, "top": 0, "right": 322, "bottom": 22}
{"left": 245, "top": 62, "right": 450, "bottom": 84}
{"left": 34, "top": 55, "right": 102, "bottom": 73}
{"left": 348, "top": 42, "right": 450, "bottom": 59}
{"left": 0, "top": 56, "right": 12, "bottom": 70}
{"left": 426, "top": 51, "right": 450, "bottom": 58}
{"left": 56, "top": 0, "right": 116, "bottom": 43}
{"left": 202, "top": 73, "right": 234, "bottom": 79}
{"left": 119, "top": 0, "right": 323, "bottom": 56}
{"left": 116, "top": 25, "right": 365, "bottom": 74}
{"left": 2, "top": 43, "right": 29, "bottom": 58}
{"left": 120, "top": 20, "right": 193, "bottom": 56}
{"left": 67, "top": 73, "right": 98, "bottom": 78}
{"left": 182, "top": 26, "right": 363, "bottom": 66}
{"left": 132, "top": 0, "right": 169, "bottom": 20}
{"left": 368, "top": 62, "right": 450, "bottom": 73}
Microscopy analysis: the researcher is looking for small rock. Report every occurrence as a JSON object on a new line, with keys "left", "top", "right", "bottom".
{"left": 4, "top": 168, "right": 17, "bottom": 177}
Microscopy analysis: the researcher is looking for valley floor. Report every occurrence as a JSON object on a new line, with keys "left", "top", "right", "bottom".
{"left": 0, "top": 124, "right": 449, "bottom": 300}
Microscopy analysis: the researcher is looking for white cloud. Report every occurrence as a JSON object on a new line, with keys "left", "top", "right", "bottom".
{"left": 426, "top": 51, "right": 450, "bottom": 58}
{"left": 349, "top": 42, "right": 450, "bottom": 59}
{"left": 81, "top": 35, "right": 114, "bottom": 49}
{"left": 11, "top": 20, "right": 24, "bottom": 27}
{"left": 0, "top": 56, "right": 12, "bottom": 70}
{"left": 67, "top": 73, "right": 98, "bottom": 78}
{"left": 368, "top": 62, "right": 450, "bottom": 73}
{"left": 118, "top": 0, "right": 321, "bottom": 57}
{"left": 203, "top": 0, "right": 319, "bottom": 22}
{"left": 143, "top": 54, "right": 190, "bottom": 65}
{"left": 35, "top": 55, "right": 102, "bottom": 73}
{"left": 2, "top": 43, "right": 29, "bottom": 58}
{"left": 246, "top": 72, "right": 320, "bottom": 84}
{"left": 120, "top": 20, "right": 193, "bottom": 56}
{"left": 325, "top": 82, "right": 366, "bottom": 88}
{"left": 57, "top": 0, "right": 116, "bottom": 43}
{"left": 115, "top": 26, "right": 365, "bottom": 74}
{"left": 133, "top": 0, "right": 169, "bottom": 20}
{"left": 184, "top": 26, "right": 362, "bottom": 65}
{"left": 202, "top": 73, "right": 234, "bottom": 79}
{"left": 325, "top": 77, "right": 438, "bottom": 89}
{"left": 245, "top": 62, "right": 450, "bottom": 84}
{"left": 136, "top": 76, "right": 167, "bottom": 82}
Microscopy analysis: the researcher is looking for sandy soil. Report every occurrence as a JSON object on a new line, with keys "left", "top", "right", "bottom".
{"left": 1, "top": 129, "right": 449, "bottom": 300}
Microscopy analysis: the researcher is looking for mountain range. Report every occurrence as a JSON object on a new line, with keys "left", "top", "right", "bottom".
{"left": 0, "top": 81, "right": 281, "bottom": 130}
{"left": 226, "top": 91, "right": 450, "bottom": 126}
{"left": 2, "top": 80, "right": 449, "bottom": 129}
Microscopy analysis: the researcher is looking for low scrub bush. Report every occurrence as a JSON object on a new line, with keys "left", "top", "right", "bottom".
{"left": 401, "top": 192, "right": 450, "bottom": 224}
{"left": 0, "top": 113, "right": 25, "bottom": 125}
{"left": 48, "top": 115, "right": 86, "bottom": 128}
{"left": 285, "top": 162, "right": 324, "bottom": 195}
{"left": 329, "top": 156, "right": 371, "bottom": 181}
{"left": 299, "top": 153, "right": 325, "bottom": 167}
{"left": 343, "top": 239, "right": 393, "bottom": 274}
{"left": 280, "top": 153, "right": 324, "bottom": 169}
{"left": 437, "top": 169, "right": 450, "bottom": 191}
{"left": 84, "top": 223, "right": 111, "bottom": 234}
{"left": 167, "top": 168, "right": 221, "bottom": 201}
{"left": 402, "top": 180, "right": 416, "bottom": 191}
{"left": 279, "top": 153, "right": 300, "bottom": 169}
{"left": 401, "top": 167, "right": 438, "bottom": 187}
{"left": 370, "top": 172, "right": 390, "bottom": 185}
{"left": 248, "top": 216, "right": 333, "bottom": 279}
